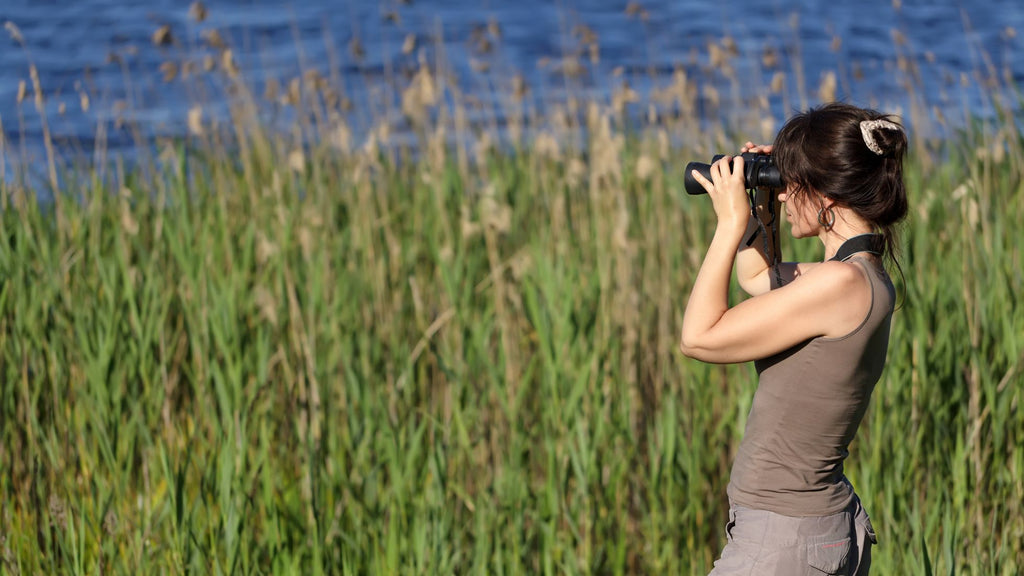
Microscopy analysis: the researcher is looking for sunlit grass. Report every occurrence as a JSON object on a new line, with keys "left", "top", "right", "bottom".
{"left": 1, "top": 4, "right": 1022, "bottom": 575}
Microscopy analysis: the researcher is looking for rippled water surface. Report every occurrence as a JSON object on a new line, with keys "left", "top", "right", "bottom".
{"left": 2, "top": 0, "right": 1022, "bottom": 163}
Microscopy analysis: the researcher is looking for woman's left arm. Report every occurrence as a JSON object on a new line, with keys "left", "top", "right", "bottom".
{"left": 680, "top": 260, "right": 865, "bottom": 363}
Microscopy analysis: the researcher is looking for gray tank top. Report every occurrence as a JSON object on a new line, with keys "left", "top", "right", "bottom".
{"left": 726, "top": 256, "right": 895, "bottom": 517}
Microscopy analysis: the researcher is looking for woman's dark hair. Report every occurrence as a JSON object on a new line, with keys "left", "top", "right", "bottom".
{"left": 772, "top": 102, "right": 909, "bottom": 267}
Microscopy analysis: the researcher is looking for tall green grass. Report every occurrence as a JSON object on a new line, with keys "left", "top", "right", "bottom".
{"left": 1, "top": 6, "right": 1022, "bottom": 575}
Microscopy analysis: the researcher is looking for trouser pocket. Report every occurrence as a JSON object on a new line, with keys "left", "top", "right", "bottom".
{"left": 805, "top": 535, "right": 852, "bottom": 574}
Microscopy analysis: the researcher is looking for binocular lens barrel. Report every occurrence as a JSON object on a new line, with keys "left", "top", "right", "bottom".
{"left": 683, "top": 153, "right": 783, "bottom": 195}
{"left": 684, "top": 161, "right": 715, "bottom": 195}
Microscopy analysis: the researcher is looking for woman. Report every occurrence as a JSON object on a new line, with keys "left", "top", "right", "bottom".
{"left": 680, "top": 102, "right": 908, "bottom": 575}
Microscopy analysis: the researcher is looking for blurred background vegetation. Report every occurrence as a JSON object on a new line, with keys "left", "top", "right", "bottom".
{"left": 1, "top": 1, "right": 1022, "bottom": 574}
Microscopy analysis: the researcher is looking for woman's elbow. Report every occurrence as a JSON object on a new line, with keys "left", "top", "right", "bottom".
{"left": 678, "top": 334, "right": 707, "bottom": 360}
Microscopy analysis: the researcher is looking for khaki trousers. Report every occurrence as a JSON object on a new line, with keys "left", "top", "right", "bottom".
{"left": 708, "top": 496, "right": 876, "bottom": 575}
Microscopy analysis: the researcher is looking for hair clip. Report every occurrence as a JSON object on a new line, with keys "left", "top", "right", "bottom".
{"left": 859, "top": 119, "right": 901, "bottom": 155}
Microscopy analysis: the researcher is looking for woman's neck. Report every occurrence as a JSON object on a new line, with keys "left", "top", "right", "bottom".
{"left": 820, "top": 213, "right": 875, "bottom": 261}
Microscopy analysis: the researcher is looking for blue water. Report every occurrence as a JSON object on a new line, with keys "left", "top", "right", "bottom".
{"left": 1, "top": 0, "right": 1022, "bottom": 172}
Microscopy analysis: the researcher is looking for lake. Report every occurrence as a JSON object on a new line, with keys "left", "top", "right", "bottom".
{"left": 2, "top": 0, "right": 1022, "bottom": 172}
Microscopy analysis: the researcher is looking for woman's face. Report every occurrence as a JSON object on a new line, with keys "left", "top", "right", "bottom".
{"left": 777, "top": 185, "right": 821, "bottom": 238}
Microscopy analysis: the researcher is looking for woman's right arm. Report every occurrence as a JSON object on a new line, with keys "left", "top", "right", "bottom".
{"left": 734, "top": 143, "right": 783, "bottom": 295}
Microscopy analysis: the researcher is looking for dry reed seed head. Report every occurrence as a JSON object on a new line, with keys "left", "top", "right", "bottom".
{"left": 509, "top": 251, "right": 532, "bottom": 281}
{"left": 760, "top": 116, "right": 776, "bottom": 143}
{"left": 255, "top": 232, "right": 279, "bottom": 266}
{"left": 612, "top": 82, "right": 640, "bottom": 117}
{"left": 16, "top": 80, "right": 26, "bottom": 105}
{"left": 349, "top": 37, "right": 365, "bottom": 60}
{"left": 474, "top": 132, "right": 493, "bottom": 166}
{"left": 322, "top": 87, "right": 340, "bottom": 110}
{"left": 427, "top": 124, "right": 446, "bottom": 169}
{"left": 507, "top": 118, "right": 522, "bottom": 147}
{"left": 401, "top": 68, "right": 439, "bottom": 124}
{"left": 303, "top": 69, "right": 324, "bottom": 90}
{"left": 159, "top": 61, "right": 178, "bottom": 82}
{"left": 853, "top": 63, "right": 864, "bottom": 80}
{"left": 470, "top": 31, "right": 493, "bottom": 55}
{"left": 103, "top": 511, "right": 119, "bottom": 537}
{"left": 665, "top": 69, "right": 695, "bottom": 112}
{"left": 121, "top": 199, "right": 139, "bottom": 236}
{"left": 624, "top": 1, "right": 649, "bottom": 20}
{"left": 818, "top": 70, "right": 837, "bottom": 102}
{"left": 152, "top": 25, "right": 173, "bottom": 47}
{"left": 202, "top": 55, "right": 215, "bottom": 73}
{"left": 221, "top": 50, "right": 239, "bottom": 78}
{"left": 707, "top": 43, "right": 727, "bottom": 68}
{"left": 591, "top": 112, "right": 624, "bottom": 184}
{"left": 721, "top": 36, "right": 738, "bottom": 57}
{"left": 177, "top": 60, "right": 193, "bottom": 79}
{"left": 762, "top": 46, "right": 779, "bottom": 69}
{"left": 479, "top": 192, "right": 512, "bottom": 234}
{"left": 993, "top": 131, "right": 1007, "bottom": 163}
{"left": 511, "top": 74, "right": 529, "bottom": 101}
{"left": 330, "top": 121, "right": 352, "bottom": 154}
{"left": 635, "top": 154, "right": 656, "bottom": 183}
{"left": 573, "top": 24, "right": 599, "bottom": 46}
{"left": 48, "top": 495, "right": 67, "bottom": 529}
{"left": 402, "top": 33, "right": 416, "bottom": 55}
{"left": 375, "top": 122, "right": 391, "bottom": 147}
{"left": 361, "top": 132, "right": 380, "bottom": 163}
{"left": 533, "top": 133, "right": 560, "bottom": 161}
{"left": 288, "top": 149, "right": 306, "bottom": 173}
{"left": 188, "top": 1, "right": 208, "bottom": 22}
{"left": 559, "top": 56, "right": 586, "bottom": 78}
{"left": 702, "top": 84, "right": 721, "bottom": 109}
{"left": 382, "top": 11, "right": 400, "bottom": 25}
{"left": 187, "top": 106, "right": 204, "bottom": 136}
{"left": 567, "top": 158, "right": 587, "bottom": 187}
{"left": 253, "top": 285, "right": 279, "bottom": 326}
{"left": 488, "top": 18, "right": 502, "bottom": 40}
{"left": 657, "top": 129, "right": 669, "bottom": 161}
{"left": 830, "top": 35, "right": 842, "bottom": 52}
{"left": 4, "top": 21, "right": 24, "bottom": 44}
{"left": 285, "top": 77, "right": 301, "bottom": 106}
{"left": 202, "top": 29, "right": 226, "bottom": 50}
{"left": 264, "top": 78, "right": 280, "bottom": 102}
{"left": 771, "top": 71, "right": 786, "bottom": 93}
{"left": 461, "top": 206, "right": 482, "bottom": 239}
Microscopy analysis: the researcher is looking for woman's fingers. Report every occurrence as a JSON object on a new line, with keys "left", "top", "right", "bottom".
{"left": 690, "top": 168, "right": 715, "bottom": 193}
{"left": 740, "top": 141, "right": 773, "bottom": 154}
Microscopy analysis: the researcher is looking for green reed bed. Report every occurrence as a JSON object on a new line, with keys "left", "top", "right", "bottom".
{"left": 2, "top": 10, "right": 1023, "bottom": 575}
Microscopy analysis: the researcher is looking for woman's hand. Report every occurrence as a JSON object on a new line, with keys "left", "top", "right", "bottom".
{"left": 740, "top": 141, "right": 773, "bottom": 155}
{"left": 689, "top": 155, "right": 750, "bottom": 232}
